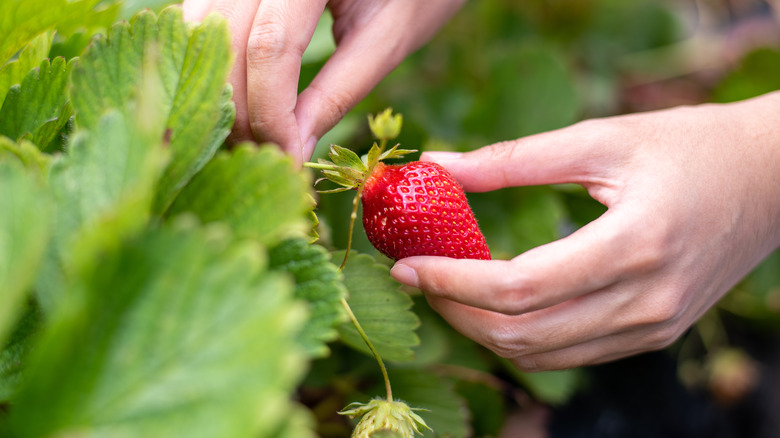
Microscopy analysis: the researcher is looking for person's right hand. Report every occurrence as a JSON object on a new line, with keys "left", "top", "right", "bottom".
{"left": 182, "top": 0, "right": 465, "bottom": 164}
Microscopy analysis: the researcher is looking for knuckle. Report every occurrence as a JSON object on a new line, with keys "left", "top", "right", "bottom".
{"left": 482, "top": 323, "right": 526, "bottom": 359}
{"left": 625, "top": 233, "right": 668, "bottom": 274}
{"left": 246, "top": 19, "right": 293, "bottom": 65}
{"left": 495, "top": 273, "right": 538, "bottom": 315}
{"left": 513, "top": 356, "right": 542, "bottom": 373}
{"left": 645, "top": 318, "right": 687, "bottom": 350}
{"left": 633, "top": 289, "right": 685, "bottom": 329}
{"left": 213, "top": 4, "right": 251, "bottom": 34}
{"left": 304, "top": 83, "right": 353, "bottom": 130}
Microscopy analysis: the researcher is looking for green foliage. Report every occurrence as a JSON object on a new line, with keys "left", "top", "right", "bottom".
{"left": 336, "top": 252, "right": 420, "bottom": 362}
{"left": 0, "top": 161, "right": 50, "bottom": 345}
{"left": 389, "top": 369, "right": 470, "bottom": 438}
{"left": 0, "top": 32, "right": 53, "bottom": 105}
{"left": 2, "top": 1, "right": 778, "bottom": 436}
{"left": 70, "top": 6, "right": 236, "bottom": 212}
{"left": 269, "top": 238, "right": 347, "bottom": 357}
{"left": 39, "top": 106, "right": 167, "bottom": 310}
{"left": 0, "top": 0, "right": 110, "bottom": 65}
{"left": 712, "top": 47, "right": 780, "bottom": 103}
{"left": 0, "top": 303, "right": 40, "bottom": 403}
{"left": 168, "top": 145, "right": 314, "bottom": 246}
{"left": 463, "top": 43, "right": 581, "bottom": 140}
{"left": 6, "top": 220, "right": 308, "bottom": 438}
{"left": 0, "top": 6, "right": 412, "bottom": 437}
{"left": 0, "top": 57, "right": 74, "bottom": 151}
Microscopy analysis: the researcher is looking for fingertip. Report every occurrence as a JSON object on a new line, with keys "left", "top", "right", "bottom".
{"left": 302, "top": 136, "right": 318, "bottom": 163}
{"left": 390, "top": 263, "right": 419, "bottom": 288}
{"left": 420, "top": 151, "right": 463, "bottom": 163}
{"left": 181, "top": 0, "right": 213, "bottom": 22}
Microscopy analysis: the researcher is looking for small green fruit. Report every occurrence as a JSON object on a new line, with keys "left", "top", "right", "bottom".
{"left": 340, "top": 398, "right": 430, "bottom": 438}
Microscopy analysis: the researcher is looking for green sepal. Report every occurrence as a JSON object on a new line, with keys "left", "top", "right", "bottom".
{"left": 329, "top": 144, "right": 367, "bottom": 172}
{"left": 304, "top": 110, "right": 415, "bottom": 193}
{"left": 379, "top": 144, "right": 417, "bottom": 162}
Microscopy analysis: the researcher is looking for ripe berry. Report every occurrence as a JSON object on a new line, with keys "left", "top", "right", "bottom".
{"left": 361, "top": 162, "right": 490, "bottom": 261}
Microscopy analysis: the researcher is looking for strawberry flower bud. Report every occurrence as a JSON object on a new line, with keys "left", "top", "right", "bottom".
{"left": 368, "top": 108, "right": 403, "bottom": 141}
{"left": 339, "top": 398, "right": 431, "bottom": 438}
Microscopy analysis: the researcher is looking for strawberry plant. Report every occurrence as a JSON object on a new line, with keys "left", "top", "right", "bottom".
{"left": 0, "top": 2, "right": 480, "bottom": 437}
{"left": 3, "top": 0, "right": 780, "bottom": 437}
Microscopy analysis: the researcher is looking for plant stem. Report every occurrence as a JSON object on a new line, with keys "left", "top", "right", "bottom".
{"left": 303, "top": 162, "right": 340, "bottom": 171}
{"left": 338, "top": 138, "right": 387, "bottom": 271}
{"left": 340, "top": 297, "right": 393, "bottom": 402}
{"left": 337, "top": 137, "right": 392, "bottom": 401}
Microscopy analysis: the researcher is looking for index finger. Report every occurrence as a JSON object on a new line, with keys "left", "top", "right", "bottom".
{"left": 245, "top": 0, "right": 327, "bottom": 163}
{"left": 391, "top": 208, "right": 658, "bottom": 315}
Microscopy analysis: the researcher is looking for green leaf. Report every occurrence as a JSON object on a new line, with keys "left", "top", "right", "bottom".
{"left": 168, "top": 145, "right": 315, "bottom": 246}
{"left": 38, "top": 106, "right": 168, "bottom": 311}
{"left": 0, "top": 161, "right": 51, "bottom": 346}
{"left": 463, "top": 43, "right": 580, "bottom": 140}
{"left": 389, "top": 368, "right": 470, "bottom": 438}
{"left": 505, "top": 364, "right": 584, "bottom": 406}
{"left": 336, "top": 252, "right": 420, "bottom": 362}
{"left": 471, "top": 186, "right": 566, "bottom": 258}
{"left": 0, "top": 136, "right": 52, "bottom": 177}
{"left": 712, "top": 48, "right": 780, "bottom": 103}
{"left": 8, "top": 219, "right": 309, "bottom": 438}
{"left": 0, "top": 0, "right": 109, "bottom": 65}
{"left": 0, "top": 57, "right": 74, "bottom": 150}
{"left": 70, "top": 6, "right": 235, "bottom": 212}
{"left": 456, "top": 381, "right": 505, "bottom": 437}
{"left": 0, "top": 302, "right": 41, "bottom": 403}
{"left": 269, "top": 239, "right": 347, "bottom": 358}
{"left": 119, "top": 0, "right": 179, "bottom": 19}
{"left": 0, "top": 31, "right": 53, "bottom": 106}
{"left": 268, "top": 403, "right": 317, "bottom": 438}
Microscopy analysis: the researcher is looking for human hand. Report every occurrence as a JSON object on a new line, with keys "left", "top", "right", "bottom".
{"left": 182, "top": 0, "right": 464, "bottom": 164}
{"left": 390, "top": 92, "right": 780, "bottom": 371}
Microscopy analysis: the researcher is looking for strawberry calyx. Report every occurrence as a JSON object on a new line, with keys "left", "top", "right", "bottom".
{"left": 307, "top": 143, "right": 417, "bottom": 193}
{"left": 304, "top": 108, "right": 415, "bottom": 193}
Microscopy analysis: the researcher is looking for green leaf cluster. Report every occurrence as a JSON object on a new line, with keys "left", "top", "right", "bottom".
{"left": 0, "top": 4, "right": 415, "bottom": 437}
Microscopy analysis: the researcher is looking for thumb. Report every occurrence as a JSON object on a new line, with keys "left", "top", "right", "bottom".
{"left": 421, "top": 121, "right": 616, "bottom": 192}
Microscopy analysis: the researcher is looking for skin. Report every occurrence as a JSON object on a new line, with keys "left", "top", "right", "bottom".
{"left": 183, "top": 1, "right": 780, "bottom": 372}
{"left": 390, "top": 91, "right": 780, "bottom": 371}
{"left": 181, "top": 0, "right": 465, "bottom": 164}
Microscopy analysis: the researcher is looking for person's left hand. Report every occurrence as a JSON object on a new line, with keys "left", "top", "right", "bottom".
{"left": 390, "top": 92, "right": 780, "bottom": 371}
{"left": 182, "top": 0, "right": 464, "bottom": 164}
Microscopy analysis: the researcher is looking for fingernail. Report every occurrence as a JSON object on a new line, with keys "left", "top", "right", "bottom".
{"left": 302, "top": 136, "right": 318, "bottom": 162}
{"left": 421, "top": 151, "right": 462, "bottom": 163}
{"left": 390, "top": 264, "right": 419, "bottom": 288}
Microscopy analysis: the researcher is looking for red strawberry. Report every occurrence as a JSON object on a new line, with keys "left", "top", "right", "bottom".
{"left": 307, "top": 109, "right": 490, "bottom": 262}
{"left": 361, "top": 161, "right": 490, "bottom": 260}
{"left": 310, "top": 143, "right": 490, "bottom": 261}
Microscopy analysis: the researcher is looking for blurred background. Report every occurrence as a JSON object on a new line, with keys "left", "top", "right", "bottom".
{"left": 303, "top": 1, "right": 780, "bottom": 437}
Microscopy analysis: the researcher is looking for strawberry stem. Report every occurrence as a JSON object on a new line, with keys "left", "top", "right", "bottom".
{"left": 337, "top": 137, "right": 393, "bottom": 402}
{"left": 340, "top": 297, "right": 393, "bottom": 402}
{"left": 303, "top": 162, "right": 339, "bottom": 171}
{"left": 337, "top": 137, "right": 387, "bottom": 270}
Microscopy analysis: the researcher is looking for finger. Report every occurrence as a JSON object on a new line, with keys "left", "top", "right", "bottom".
{"left": 246, "top": 0, "right": 327, "bottom": 163}
{"left": 295, "top": 0, "right": 464, "bottom": 160}
{"left": 187, "top": 0, "right": 264, "bottom": 143}
{"left": 508, "top": 328, "right": 679, "bottom": 372}
{"left": 182, "top": 0, "right": 216, "bottom": 22}
{"left": 419, "top": 118, "right": 630, "bottom": 193}
{"left": 424, "top": 286, "right": 680, "bottom": 372}
{"left": 392, "top": 208, "right": 655, "bottom": 315}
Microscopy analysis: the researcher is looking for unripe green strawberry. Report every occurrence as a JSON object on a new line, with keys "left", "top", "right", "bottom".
{"left": 340, "top": 398, "right": 430, "bottom": 438}
{"left": 361, "top": 161, "right": 490, "bottom": 261}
